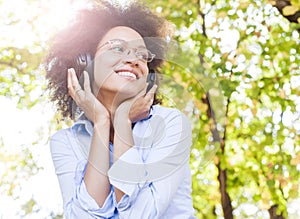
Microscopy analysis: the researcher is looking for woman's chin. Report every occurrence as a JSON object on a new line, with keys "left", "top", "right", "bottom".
{"left": 117, "top": 87, "right": 140, "bottom": 99}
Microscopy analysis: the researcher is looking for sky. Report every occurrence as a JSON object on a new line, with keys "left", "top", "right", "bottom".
{"left": 0, "top": 96, "right": 63, "bottom": 218}
{"left": 0, "top": 0, "right": 77, "bottom": 217}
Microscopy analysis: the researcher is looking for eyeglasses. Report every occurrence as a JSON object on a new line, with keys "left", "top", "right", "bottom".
{"left": 97, "top": 39, "right": 156, "bottom": 63}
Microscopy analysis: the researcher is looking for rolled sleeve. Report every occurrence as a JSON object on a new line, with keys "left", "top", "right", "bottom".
{"left": 50, "top": 130, "right": 115, "bottom": 219}
{"left": 71, "top": 160, "right": 115, "bottom": 216}
{"left": 65, "top": 184, "right": 115, "bottom": 218}
{"left": 108, "top": 147, "right": 149, "bottom": 212}
{"left": 107, "top": 108, "right": 193, "bottom": 218}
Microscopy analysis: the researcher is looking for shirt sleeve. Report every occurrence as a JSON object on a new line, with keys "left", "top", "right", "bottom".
{"left": 108, "top": 109, "right": 193, "bottom": 218}
{"left": 50, "top": 129, "right": 115, "bottom": 219}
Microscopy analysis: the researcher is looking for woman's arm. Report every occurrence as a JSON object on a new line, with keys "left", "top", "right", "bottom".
{"left": 83, "top": 117, "right": 111, "bottom": 207}
{"left": 67, "top": 69, "right": 156, "bottom": 207}
{"left": 110, "top": 82, "right": 155, "bottom": 202}
{"left": 112, "top": 115, "right": 134, "bottom": 202}
{"left": 50, "top": 130, "right": 115, "bottom": 219}
{"left": 68, "top": 69, "right": 111, "bottom": 207}
{"left": 109, "top": 107, "right": 194, "bottom": 218}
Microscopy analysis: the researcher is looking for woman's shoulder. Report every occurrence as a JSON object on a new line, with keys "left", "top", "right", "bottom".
{"left": 50, "top": 117, "right": 92, "bottom": 141}
{"left": 150, "top": 105, "right": 191, "bottom": 130}
{"left": 152, "top": 105, "right": 183, "bottom": 115}
{"left": 152, "top": 105, "right": 189, "bottom": 120}
{"left": 50, "top": 126, "right": 73, "bottom": 142}
{"left": 49, "top": 125, "right": 84, "bottom": 159}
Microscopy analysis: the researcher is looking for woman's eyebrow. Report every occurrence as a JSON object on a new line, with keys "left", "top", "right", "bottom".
{"left": 110, "top": 39, "right": 126, "bottom": 43}
{"left": 117, "top": 39, "right": 147, "bottom": 48}
{"left": 97, "top": 38, "right": 147, "bottom": 50}
{"left": 97, "top": 39, "right": 125, "bottom": 50}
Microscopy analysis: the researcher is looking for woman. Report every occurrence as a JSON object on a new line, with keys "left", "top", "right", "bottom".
{"left": 45, "top": 1, "right": 196, "bottom": 218}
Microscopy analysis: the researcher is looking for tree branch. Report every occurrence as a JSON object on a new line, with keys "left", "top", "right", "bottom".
{"left": 272, "top": 0, "right": 300, "bottom": 32}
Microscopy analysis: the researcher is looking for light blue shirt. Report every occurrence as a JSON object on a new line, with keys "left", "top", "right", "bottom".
{"left": 50, "top": 105, "right": 196, "bottom": 219}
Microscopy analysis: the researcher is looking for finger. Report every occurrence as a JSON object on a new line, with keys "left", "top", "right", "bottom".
{"left": 67, "top": 68, "right": 76, "bottom": 97}
{"left": 144, "top": 84, "right": 157, "bottom": 101}
{"left": 69, "top": 68, "right": 80, "bottom": 89}
{"left": 83, "top": 71, "right": 92, "bottom": 93}
{"left": 147, "top": 84, "right": 157, "bottom": 96}
{"left": 68, "top": 68, "right": 83, "bottom": 100}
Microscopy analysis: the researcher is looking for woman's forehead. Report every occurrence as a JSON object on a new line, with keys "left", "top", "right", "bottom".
{"left": 99, "top": 26, "right": 145, "bottom": 45}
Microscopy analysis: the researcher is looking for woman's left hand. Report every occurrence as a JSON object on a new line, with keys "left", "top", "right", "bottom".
{"left": 128, "top": 84, "right": 157, "bottom": 123}
{"left": 113, "top": 80, "right": 157, "bottom": 124}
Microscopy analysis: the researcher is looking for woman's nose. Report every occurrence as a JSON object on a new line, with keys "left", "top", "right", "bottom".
{"left": 122, "top": 50, "right": 139, "bottom": 65}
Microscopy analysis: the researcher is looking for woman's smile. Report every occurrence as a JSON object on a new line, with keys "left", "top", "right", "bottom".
{"left": 114, "top": 67, "right": 141, "bottom": 81}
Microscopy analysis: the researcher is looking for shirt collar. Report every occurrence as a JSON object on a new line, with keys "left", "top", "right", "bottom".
{"left": 72, "top": 113, "right": 94, "bottom": 136}
{"left": 71, "top": 106, "right": 154, "bottom": 135}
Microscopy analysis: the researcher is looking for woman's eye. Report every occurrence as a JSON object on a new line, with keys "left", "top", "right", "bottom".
{"left": 110, "top": 45, "right": 124, "bottom": 53}
{"left": 136, "top": 51, "right": 148, "bottom": 60}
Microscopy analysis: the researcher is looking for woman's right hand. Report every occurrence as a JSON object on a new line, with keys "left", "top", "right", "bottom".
{"left": 67, "top": 68, "right": 110, "bottom": 123}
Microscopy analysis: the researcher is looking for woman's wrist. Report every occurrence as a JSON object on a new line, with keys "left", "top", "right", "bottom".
{"left": 93, "top": 113, "right": 111, "bottom": 127}
{"left": 113, "top": 109, "right": 131, "bottom": 125}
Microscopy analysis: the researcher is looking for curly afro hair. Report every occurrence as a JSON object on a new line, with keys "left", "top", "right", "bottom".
{"left": 44, "top": 0, "right": 172, "bottom": 120}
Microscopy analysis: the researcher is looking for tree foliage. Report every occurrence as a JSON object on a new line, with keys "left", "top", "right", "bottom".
{"left": 146, "top": 0, "right": 300, "bottom": 218}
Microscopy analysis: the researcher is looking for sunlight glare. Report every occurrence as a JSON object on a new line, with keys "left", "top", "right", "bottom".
{"left": 0, "top": 0, "right": 88, "bottom": 48}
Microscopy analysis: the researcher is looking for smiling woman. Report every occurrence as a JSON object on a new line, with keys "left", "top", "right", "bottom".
{"left": 44, "top": 0, "right": 196, "bottom": 218}
{"left": 45, "top": 0, "right": 168, "bottom": 119}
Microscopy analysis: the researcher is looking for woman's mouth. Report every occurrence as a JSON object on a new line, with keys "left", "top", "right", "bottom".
{"left": 115, "top": 69, "right": 138, "bottom": 80}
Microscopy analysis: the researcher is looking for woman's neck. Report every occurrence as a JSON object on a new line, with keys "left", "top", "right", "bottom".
{"left": 96, "top": 91, "right": 125, "bottom": 116}
{"left": 96, "top": 91, "right": 124, "bottom": 144}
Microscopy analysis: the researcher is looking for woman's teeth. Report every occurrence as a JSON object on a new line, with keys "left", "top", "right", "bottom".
{"left": 117, "top": 71, "right": 137, "bottom": 79}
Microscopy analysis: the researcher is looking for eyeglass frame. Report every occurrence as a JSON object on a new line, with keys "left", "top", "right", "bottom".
{"left": 96, "top": 39, "right": 156, "bottom": 63}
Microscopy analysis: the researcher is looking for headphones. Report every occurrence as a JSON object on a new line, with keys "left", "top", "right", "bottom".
{"left": 75, "top": 53, "right": 94, "bottom": 90}
{"left": 72, "top": 53, "right": 157, "bottom": 118}
{"left": 71, "top": 53, "right": 94, "bottom": 119}
{"left": 75, "top": 52, "right": 157, "bottom": 91}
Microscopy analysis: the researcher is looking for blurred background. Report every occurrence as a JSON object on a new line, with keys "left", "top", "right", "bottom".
{"left": 0, "top": 0, "right": 299, "bottom": 218}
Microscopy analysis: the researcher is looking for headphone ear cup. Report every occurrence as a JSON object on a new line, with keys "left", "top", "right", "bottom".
{"left": 72, "top": 53, "right": 93, "bottom": 119}
{"left": 146, "top": 69, "right": 156, "bottom": 92}
{"left": 76, "top": 53, "right": 89, "bottom": 67}
{"left": 75, "top": 53, "right": 87, "bottom": 83}
{"left": 76, "top": 53, "right": 94, "bottom": 91}
{"left": 84, "top": 53, "right": 94, "bottom": 90}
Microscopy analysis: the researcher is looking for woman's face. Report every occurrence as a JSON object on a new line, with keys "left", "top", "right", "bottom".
{"left": 93, "top": 26, "right": 150, "bottom": 99}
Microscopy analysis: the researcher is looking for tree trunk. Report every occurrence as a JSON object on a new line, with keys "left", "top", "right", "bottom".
{"left": 273, "top": 0, "right": 300, "bottom": 24}
{"left": 197, "top": 0, "right": 234, "bottom": 217}
{"left": 217, "top": 162, "right": 234, "bottom": 219}
{"left": 272, "top": 0, "right": 300, "bottom": 32}
{"left": 268, "top": 204, "right": 285, "bottom": 219}
{"left": 203, "top": 93, "right": 233, "bottom": 219}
